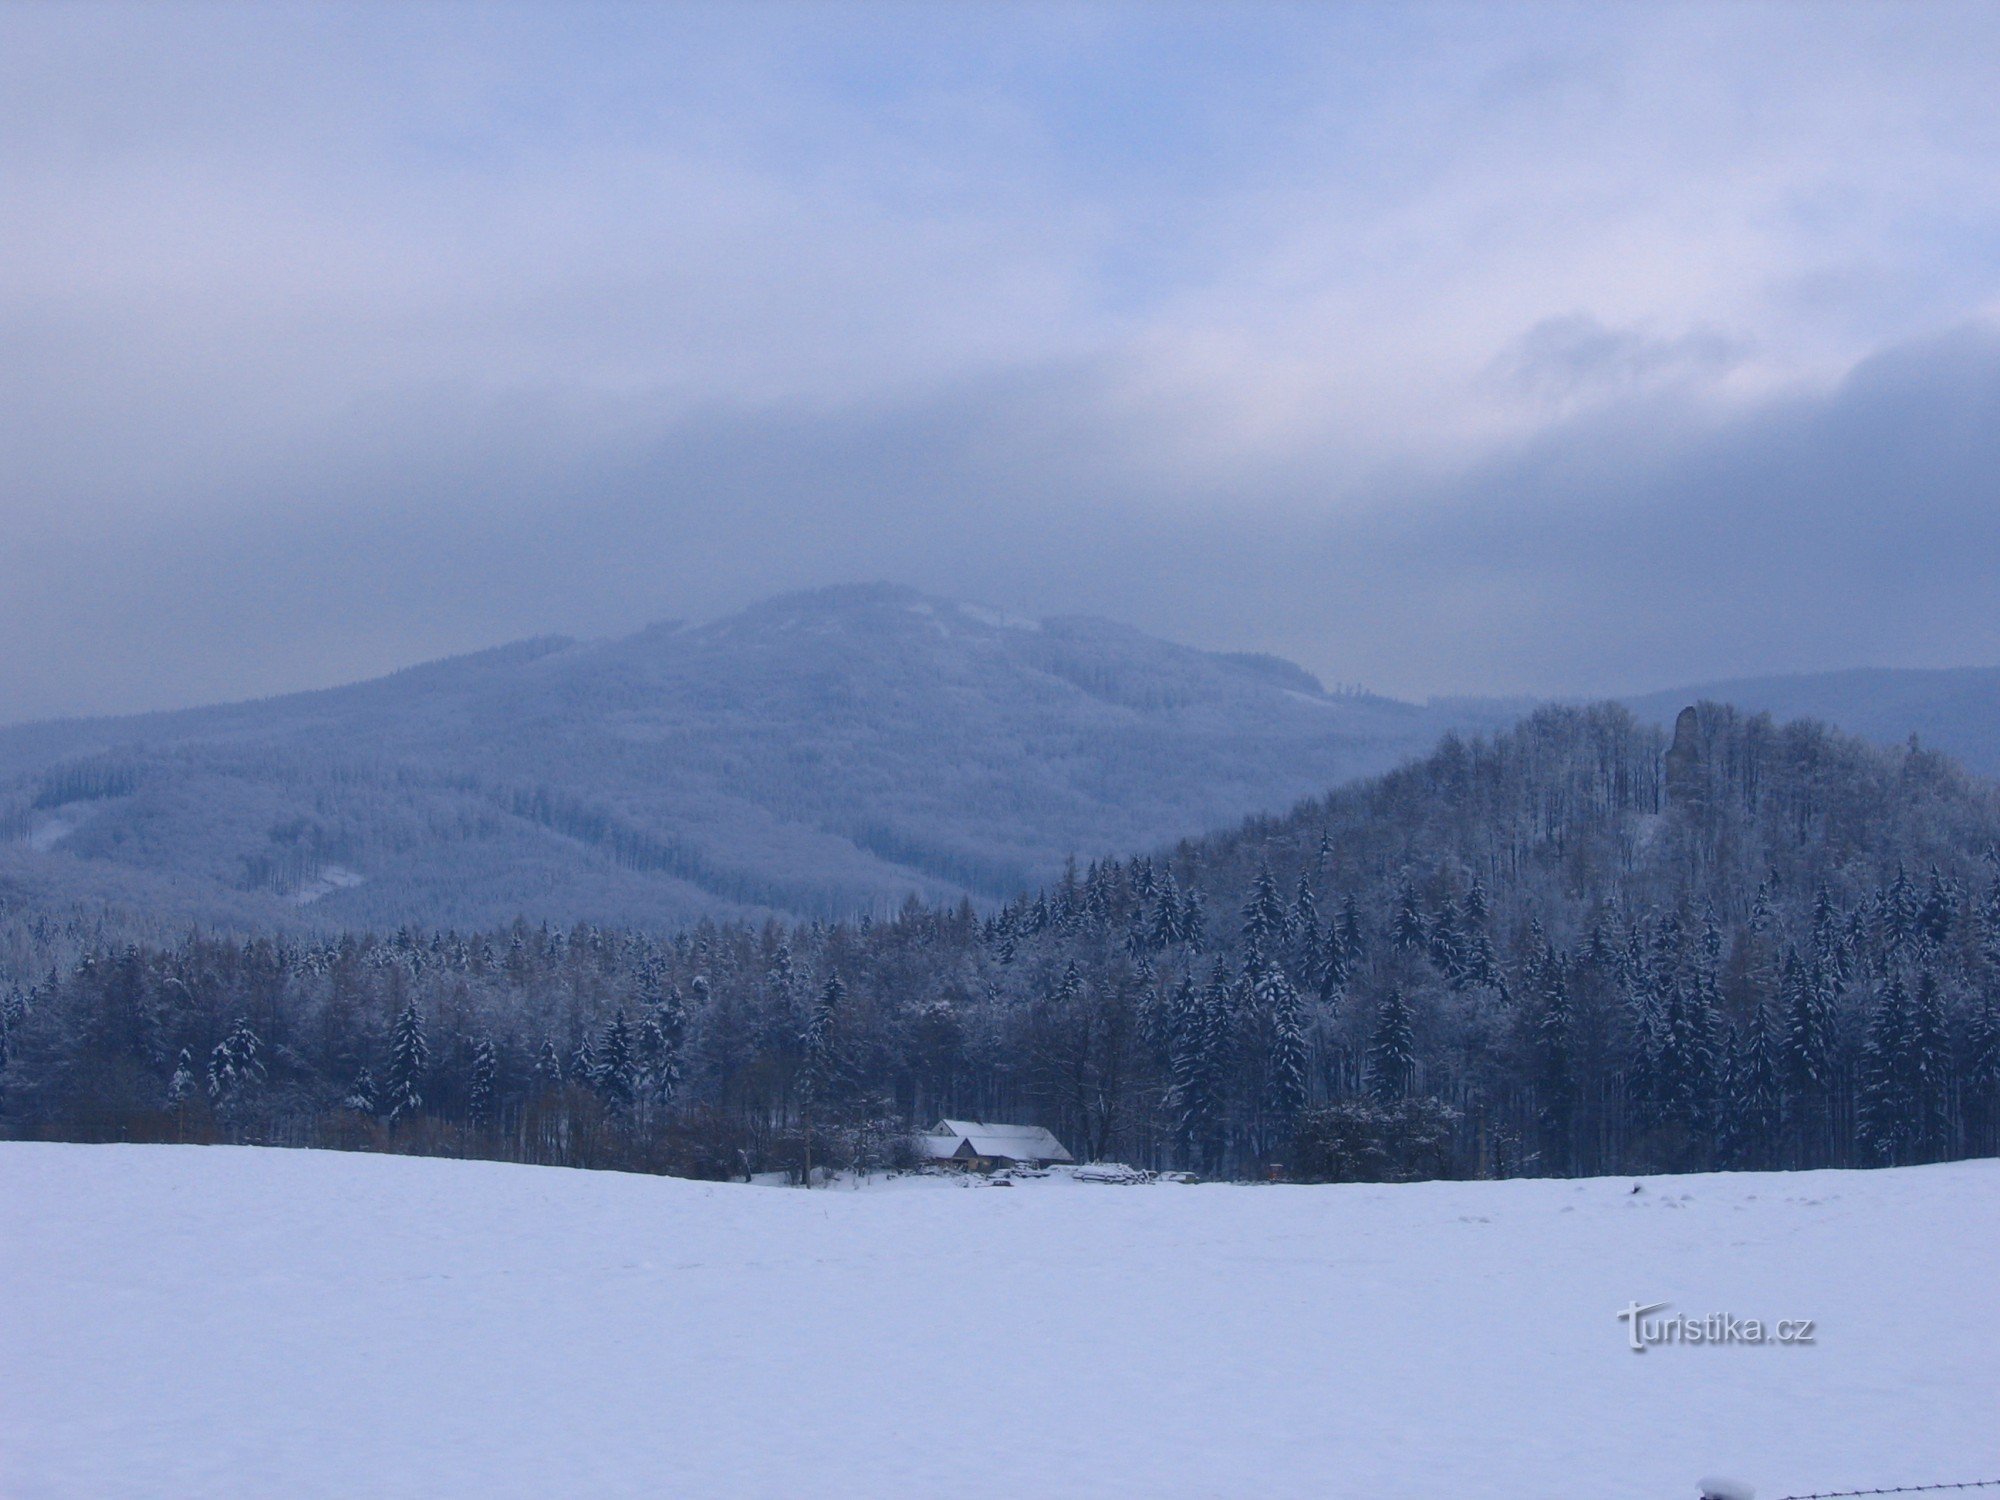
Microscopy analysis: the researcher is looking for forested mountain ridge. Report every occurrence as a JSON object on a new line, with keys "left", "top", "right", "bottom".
{"left": 9, "top": 703, "right": 1999, "bottom": 1183}
{"left": 0, "top": 585, "right": 1523, "bottom": 933}
{"left": 1624, "top": 664, "right": 2000, "bottom": 777}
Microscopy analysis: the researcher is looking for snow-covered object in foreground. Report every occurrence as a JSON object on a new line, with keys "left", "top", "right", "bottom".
{"left": 3, "top": 1146, "right": 1995, "bottom": 1500}
{"left": 1065, "top": 1162, "right": 1152, "bottom": 1184}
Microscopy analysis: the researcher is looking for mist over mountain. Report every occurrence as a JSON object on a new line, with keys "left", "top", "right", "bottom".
{"left": 0, "top": 585, "right": 1526, "bottom": 933}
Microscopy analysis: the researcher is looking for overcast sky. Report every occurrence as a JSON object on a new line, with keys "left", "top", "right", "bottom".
{"left": 6, "top": 1, "right": 2000, "bottom": 721}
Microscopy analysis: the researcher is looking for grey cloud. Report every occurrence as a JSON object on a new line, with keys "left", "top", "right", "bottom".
{"left": 6, "top": 324, "right": 2000, "bottom": 722}
{"left": 1489, "top": 313, "right": 1748, "bottom": 402}
{"left": 9, "top": 6, "right": 2000, "bottom": 722}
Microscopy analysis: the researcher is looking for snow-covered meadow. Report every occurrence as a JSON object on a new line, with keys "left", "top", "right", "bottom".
{"left": 3, "top": 1145, "right": 1996, "bottom": 1499}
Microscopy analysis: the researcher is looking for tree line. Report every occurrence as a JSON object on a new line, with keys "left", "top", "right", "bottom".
{"left": 5, "top": 704, "right": 1999, "bottom": 1183}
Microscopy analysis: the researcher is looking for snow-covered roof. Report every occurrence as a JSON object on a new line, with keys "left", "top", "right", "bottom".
{"left": 924, "top": 1120, "right": 1074, "bottom": 1163}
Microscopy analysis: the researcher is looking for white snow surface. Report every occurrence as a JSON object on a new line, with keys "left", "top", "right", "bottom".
{"left": 3, "top": 1144, "right": 1996, "bottom": 1499}
{"left": 20, "top": 811, "right": 87, "bottom": 851}
{"left": 281, "top": 863, "right": 366, "bottom": 906}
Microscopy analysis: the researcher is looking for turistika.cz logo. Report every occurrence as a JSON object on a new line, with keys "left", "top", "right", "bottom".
{"left": 1617, "top": 1300, "right": 1817, "bottom": 1353}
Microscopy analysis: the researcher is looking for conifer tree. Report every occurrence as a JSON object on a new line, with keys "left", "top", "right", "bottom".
{"left": 1428, "top": 897, "right": 1467, "bottom": 988}
{"left": 1860, "top": 976, "right": 1917, "bottom": 1163}
{"left": 597, "top": 1010, "right": 635, "bottom": 1114}
{"left": 1464, "top": 877, "right": 1489, "bottom": 931}
{"left": 206, "top": 1017, "right": 265, "bottom": 1106}
{"left": 638, "top": 983, "right": 687, "bottom": 1115}
{"left": 532, "top": 1038, "right": 563, "bottom": 1092}
{"left": 1337, "top": 893, "right": 1365, "bottom": 966}
{"left": 1964, "top": 992, "right": 2000, "bottom": 1156}
{"left": 1780, "top": 948, "right": 1837, "bottom": 1163}
{"left": 1242, "top": 865, "right": 1288, "bottom": 951}
{"left": 1918, "top": 867, "right": 1959, "bottom": 945}
{"left": 1811, "top": 884, "right": 1849, "bottom": 984}
{"left": 1312, "top": 923, "right": 1348, "bottom": 1005}
{"left": 386, "top": 1001, "right": 428, "bottom": 1124}
{"left": 1257, "top": 964, "right": 1308, "bottom": 1160}
{"left": 799, "top": 974, "right": 845, "bottom": 1117}
{"left": 1171, "top": 960, "right": 1236, "bottom": 1173}
{"left": 1150, "top": 876, "right": 1183, "bottom": 953}
{"left": 1726, "top": 1004, "right": 1783, "bottom": 1167}
{"left": 1910, "top": 966, "right": 1952, "bottom": 1158}
{"left": 342, "top": 1065, "right": 377, "bottom": 1115}
{"left": 569, "top": 1034, "right": 598, "bottom": 1089}
{"left": 467, "top": 1038, "right": 497, "bottom": 1129}
{"left": 1660, "top": 977, "right": 1720, "bottom": 1147}
{"left": 1369, "top": 988, "right": 1416, "bottom": 1102}
{"left": 1290, "top": 873, "right": 1319, "bottom": 946}
{"left": 1532, "top": 948, "right": 1577, "bottom": 1172}
{"left": 1166, "top": 972, "right": 1211, "bottom": 1169}
{"left": 1390, "top": 880, "right": 1428, "bottom": 953}
{"left": 166, "top": 1047, "right": 197, "bottom": 1109}
{"left": 1177, "top": 887, "right": 1207, "bottom": 953}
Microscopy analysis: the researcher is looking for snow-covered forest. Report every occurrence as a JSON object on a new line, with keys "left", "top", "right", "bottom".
{"left": 9, "top": 702, "right": 2000, "bottom": 1182}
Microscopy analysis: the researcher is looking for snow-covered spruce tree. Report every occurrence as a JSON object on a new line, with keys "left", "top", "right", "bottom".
{"left": 1910, "top": 966, "right": 1953, "bottom": 1159}
{"left": 206, "top": 1017, "right": 264, "bottom": 1102}
{"left": 342, "top": 1066, "right": 377, "bottom": 1115}
{"left": 1781, "top": 948, "right": 1836, "bottom": 1164}
{"left": 467, "top": 1039, "right": 497, "bottom": 1130}
{"left": 386, "top": 1001, "right": 429, "bottom": 1126}
{"left": 1176, "top": 886, "right": 1207, "bottom": 953}
{"left": 1289, "top": 873, "right": 1318, "bottom": 950}
{"left": 1256, "top": 962, "right": 1307, "bottom": 1166}
{"left": 1965, "top": 992, "right": 2000, "bottom": 1158}
{"left": 1241, "top": 864, "right": 1289, "bottom": 951}
{"left": 1731, "top": 1003, "right": 1784, "bottom": 1169}
{"left": 1149, "top": 875, "right": 1183, "bottom": 954}
{"left": 1860, "top": 976, "right": 1917, "bottom": 1163}
{"left": 1310, "top": 913, "right": 1348, "bottom": 1005}
{"left": 597, "top": 1011, "right": 635, "bottom": 1115}
{"left": 1390, "top": 879, "right": 1427, "bottom": 955}
{"left": 799, "top": 974, "right": 844, "bottom": 1110}
{"left": 1427, "top": 896, "right": 1467, "bottom": 990}
{"left": 796, "top": 974, "right": 847, "bottom": 1184}
{"left": 166, "top": 1047, "right": 197, "bottom": 1109}
{"left": 531, "top": 1038, "right": 563, "bottom": 1093}
{"left": 1336, "top": 893, "right": 1365, "bottom": 971}
{"left": 205, "top": 1017, "right": 265, "bottom": 1136}
{"left": 1164, "top": 972, "right": 1206, "bottom": 1167}
{"left": 1660, "top": 978, "right": 1720, "bottom": 1149}
{"left": 1179, "top": 960, "right": 1236, "bottom": 1174}
{"left": 568, "top": 1033, "right": 598, "bottom": 1090}
{"left": 636, "top": 981, "right": 686, "bottom": 1119}
{"left": 1879, "top": 865, "right": 1919, "bottom": 967}
{"left": 1531, "top": 947, "right": 1577, "bottom": 1174}
{"left": 1369, "top": 988, "right": 1416, "bottom": 1103}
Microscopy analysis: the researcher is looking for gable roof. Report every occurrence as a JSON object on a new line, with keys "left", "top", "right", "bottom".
{"left": 924, "top": 1119, "right": 1074, "bottom": 1163}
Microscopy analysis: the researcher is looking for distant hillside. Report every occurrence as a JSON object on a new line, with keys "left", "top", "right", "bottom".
{"left": 0, "top": 585, "right": 1522, "bottom": 931}
{"left": 1623, "top": 666, "right": 2000, "bottom": 776}
{"left": 12, "top": 703, "right": 1999, "bottom": 1185}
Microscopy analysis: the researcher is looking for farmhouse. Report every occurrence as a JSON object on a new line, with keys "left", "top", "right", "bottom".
{"left": 919, "top": 1119, "right": 1074, "bottom": 1170}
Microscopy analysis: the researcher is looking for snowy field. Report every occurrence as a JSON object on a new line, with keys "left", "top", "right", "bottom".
{"left": 3, "top": 1145, "right": 1997, "bottom": 1500}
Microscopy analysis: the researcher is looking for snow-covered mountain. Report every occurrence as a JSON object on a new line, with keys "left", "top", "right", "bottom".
{"left": 0, "top": 585, "right": 1524, "bottom": 930}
